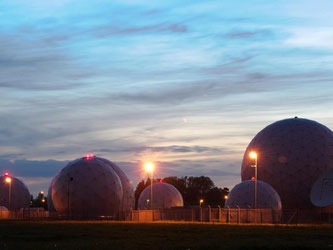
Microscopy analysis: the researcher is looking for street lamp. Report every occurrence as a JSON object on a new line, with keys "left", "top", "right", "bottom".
{"left": 249, "top": 151, "right": 258, "bottom": 210}
{"left": 4, "top": 176, "right": 12, "bottom": 210}
{"left": 144, "top": 162, "right": 155, "bottom": 210}
{"left": 199, "top": 199, "right": 204, "bottom": 206}
{"left": 199, "top": 199, "right": 204, "bottom": 222}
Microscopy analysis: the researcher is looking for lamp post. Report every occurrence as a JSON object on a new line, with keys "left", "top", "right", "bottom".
{"left": 5, "top": 176, "right": 12, "bottom": 210}
{"left": 66, "top": 176, "right": 74, "bottom": 219}
{"left": 144, "top": 162, "right": 155, "bottom": 210}
{"left": 199, "top": 199, "right": 204, "bottom": 222}
{"left": 249, "top": 151, "right": 258, "bottom": 214}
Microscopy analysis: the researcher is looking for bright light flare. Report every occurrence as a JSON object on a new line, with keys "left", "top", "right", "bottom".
{"left": 4, "top": 172, "right": 9, "bottom": 177}
{"left": 5, "top": 177, "right": 11, "bottom": 184}
{"left": 249, "top": 151, "right": 257, "bottom": 159}
{"left": 144, "top": 162, "right": 155, "bottom": 173}
{"left": 224, "top": 195, "right": 228, "bottom": 200}
{"left": 200, "top": 199, "right": 204, "bottom": 204}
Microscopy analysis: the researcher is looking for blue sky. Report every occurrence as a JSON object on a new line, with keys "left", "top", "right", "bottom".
{"left": 1, "top": 0, "right": 333, "bottom": 196}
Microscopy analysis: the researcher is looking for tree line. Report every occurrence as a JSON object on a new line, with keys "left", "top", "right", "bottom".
{"left": 134, "top": 176, "right": 229, "bottom": 208}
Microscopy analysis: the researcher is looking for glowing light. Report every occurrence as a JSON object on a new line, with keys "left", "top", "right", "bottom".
{"left": 224, "top": 195, "right": 228, "bottom": 200}
{"left": 199, "top": 199, "right": 204, "bottom": 204}
{"left": 40, "top": 191, "right": 44, "bottom": 195}
{"left": 41, "top": 198, "right": 46, "bottom": 203}
{"left": 84, "top": 153, "right": 95, "bottom": 160}
{"left": 4, "top": 172, "right": 9, "bottom": 177}
{"left": 5, "top": 177, "right": 11, "bottom": 184}
{"left": 159, "top": 179, "right": 163, "bottom": 183}
{"left": 249, "top": 151, "right": 257, "bottom": 159}
{"left": 251, "top": 177, "right": 256, "bottom": 181}
{"left": 144, "top": 162, "right": 155, "bottom": 173}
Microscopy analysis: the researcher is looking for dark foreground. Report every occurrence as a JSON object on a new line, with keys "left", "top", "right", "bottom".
{"left": 0, "top": 221, "right": 332, "bottom": 250}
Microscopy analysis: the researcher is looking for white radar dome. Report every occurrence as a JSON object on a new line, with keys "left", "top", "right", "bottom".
{"left": 225, "top": 180, "right": 282, "bottom": 211}
{"left": 138, "top": 182, "right": 183, "bottom": 210}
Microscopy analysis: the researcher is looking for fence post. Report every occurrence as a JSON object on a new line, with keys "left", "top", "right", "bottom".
{"left": 236, "top": 206, "right": 240, "bottom": 224}
{"left": 218, "top": 206, "right": 221, "bottom": 223}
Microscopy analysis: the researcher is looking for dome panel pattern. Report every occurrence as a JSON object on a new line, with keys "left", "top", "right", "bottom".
{"left": 0, "top": 176, "right": 30, "bottom": 210}
{"left": 241, "top": 118, "right": 333, "bottom": 208}
{"left": 51, "top": 157, "right": 124, "bottom": 217}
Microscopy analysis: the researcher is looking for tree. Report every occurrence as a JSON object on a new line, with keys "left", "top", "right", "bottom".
{"left": 134, "top": 176, "right": 229, "bottom": 207}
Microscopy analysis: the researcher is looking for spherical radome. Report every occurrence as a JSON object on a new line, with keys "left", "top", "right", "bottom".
{"left": 138, "top": 182, "right": 184, "bottom": 210}
{"left": 51, "top": 156, "right": 123, "bottom": 217}
{"left": 97, "top": 158, "right": 134, "bottom": 211}
{"left": 47, "top": 171, "right": 59, "bottom": 212}
{"left": 0, "top": 176, "right": 30, "bottom": 210}
{"left": 241, "top": 118, "right": 333, "bottom": 209}
{"left": 225, "top": 180, "right": 282, "bottom": 211}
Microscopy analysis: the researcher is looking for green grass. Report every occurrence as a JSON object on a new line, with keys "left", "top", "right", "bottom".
{"left": 0, "top": 221, "right": 332, "bottom": 249}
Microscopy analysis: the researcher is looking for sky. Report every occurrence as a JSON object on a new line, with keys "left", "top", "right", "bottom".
{"left": 1, "top": 0, "right": 333, "bottom": 196}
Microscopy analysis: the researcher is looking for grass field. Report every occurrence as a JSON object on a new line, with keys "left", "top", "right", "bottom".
{"left": 0, "top": 221, "right": 332, "bottom": 250}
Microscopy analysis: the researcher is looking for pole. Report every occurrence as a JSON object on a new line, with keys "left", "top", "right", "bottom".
{"left": 8, "top": 181, "right": 11, "bottom": 211}
{"left": 255, "top": 156, "right": 257, "bottom": 209}
{"left": 254, "top": 156, "right": 258, "bottom": 223}
{"left": 151, "top": 172, "right": 153, "bottom": 221}
{"left": 150, "top": 173, "right": 153, "bottom": 210}
{"left": 67, "top": 181, "right": 70, "bottom": 219}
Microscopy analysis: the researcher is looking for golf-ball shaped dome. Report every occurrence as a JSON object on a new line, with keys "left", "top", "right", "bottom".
{"left": 0, "top": 175, "right": 30, "bottom": 210}
{"left": 241, "top": 117, "right": 333, "bottom": 209}
{"left": 225, "top": 180, "right": 282, "bottom": 210}
{"left": 138, "top": 182, "right": 183, "bottom": 210}
{"left": 50, "top": 156, "right": 124, "bottom": 217}
{"left": 97, "top": 158, "right": 134, "bottom": 211}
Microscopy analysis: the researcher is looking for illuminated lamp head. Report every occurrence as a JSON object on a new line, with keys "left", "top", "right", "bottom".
{"left": 144, "top": 162, "right": 155, "bottom": 173}
{"left": 4, "top": 172, "right": 9, "bottom": 177}
{"left": 249, "top": 151, "right": 257, "bottom": 159}
{"left": 84, "top": 153, "right": 96, "bottom": 160}
{"left": 5, "top": 177, "right": 11, "bottom": 183}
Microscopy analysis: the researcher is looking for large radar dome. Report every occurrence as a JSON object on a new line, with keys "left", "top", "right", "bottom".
{"left": 241, "top": 118, "right": 333, "bottom": 209}
{"left": 0, "top": 174, "right": 31, "bottom": 210}
{"left": 49, "top": 155, "right": 133, "bottom": 218}
{"left": 225, "top": 180, "right": 282, "bottom": 211}
{"left": 138, "top": 182, "right": 183, "bottom": 210}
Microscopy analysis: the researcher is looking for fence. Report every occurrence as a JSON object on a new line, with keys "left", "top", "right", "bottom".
{"left": 1, "top": 207, "right": 332, "bottom": 224}
{"left": 131, "top": 207, "right": 282, "bottom": 223}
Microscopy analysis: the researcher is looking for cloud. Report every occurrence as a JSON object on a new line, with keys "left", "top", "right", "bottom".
{"left": 93, "top": 145, "right": 223, "bottom": 154}
{"left": 0, "top": 157, "right": 241, "bottom": 196}
{"left": 91, "top": 23, "right": 188, "bottom": 38}
{"left": 223, "top": 29, "right": 273, "bottom": 39}
{"left": 0, "top": 30, "right": 94, "bottom": 92}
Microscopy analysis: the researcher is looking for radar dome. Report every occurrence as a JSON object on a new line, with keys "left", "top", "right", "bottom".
{"left": 241, "top": 118, "right": 333, "bottom": 208}
{"left": 225, "top": 180, "right": 282, "bottom": 211}
{"left": 138, "top": 182, "right": 183, "bottom": 210}
{"left": 49, "top": 155, "right": 131, "bottom": 218}
{"left": 97, "top": 158, "right": 134, "bottom": 212}
{"left": 0, "top": 175, "right": 30, "bottom": 210}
